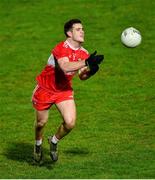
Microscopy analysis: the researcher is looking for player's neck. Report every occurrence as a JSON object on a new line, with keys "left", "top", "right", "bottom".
{"left": 66, "top": 38, "right": 82, "bottom": 50}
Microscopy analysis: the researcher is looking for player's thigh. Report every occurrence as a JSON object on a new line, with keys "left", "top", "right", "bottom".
{"left": 56, "top": 100, "right": 76, "bottom": 125}
{"left": 35, "top": 110, "right": 49, "bottom": 125}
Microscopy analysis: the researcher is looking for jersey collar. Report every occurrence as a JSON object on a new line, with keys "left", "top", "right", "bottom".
{"left": 65, "top": 40, "right": 81, "bottom": 51}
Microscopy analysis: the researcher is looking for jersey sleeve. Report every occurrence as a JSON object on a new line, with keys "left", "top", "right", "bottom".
{"left": 52, "top": 42, "right": 68, "bottom": 60}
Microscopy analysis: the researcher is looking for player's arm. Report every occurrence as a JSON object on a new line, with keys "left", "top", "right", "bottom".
{"left": 57, "top": 57, "right": 86, "bottom": 73}
{"left": 57, "top": 51, "right": 104, "bottom": 73}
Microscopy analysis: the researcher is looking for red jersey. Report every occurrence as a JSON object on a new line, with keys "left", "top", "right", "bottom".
{"left": 36, "top": 41, "right": 89, "bottom": 92}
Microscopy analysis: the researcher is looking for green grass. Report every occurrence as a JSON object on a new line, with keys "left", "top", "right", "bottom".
{"left": 0, "top": 0, "right": 155, "bottom": 178}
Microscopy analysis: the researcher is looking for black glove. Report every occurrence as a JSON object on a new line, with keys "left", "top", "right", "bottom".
{"left": 85, "top": 51, "right": 104, "bottom": 68}
{"left": 89, "top": 64, "right": 99, "bottom": 76}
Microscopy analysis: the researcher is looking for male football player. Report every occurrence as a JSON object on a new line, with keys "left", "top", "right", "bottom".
{"left": 32, "top": 19, "right": 104, "bottom": 163}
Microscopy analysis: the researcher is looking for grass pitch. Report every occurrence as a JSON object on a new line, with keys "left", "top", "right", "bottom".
{"left": 0, "top": 0, "right": 155, "bottom": 178}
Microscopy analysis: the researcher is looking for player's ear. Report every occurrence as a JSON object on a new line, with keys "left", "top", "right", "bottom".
{"left": 67, "top": 30, "right": 72, "bottom": 38}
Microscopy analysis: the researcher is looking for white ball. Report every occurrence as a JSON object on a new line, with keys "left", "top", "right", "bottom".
{"left": 121, "top": 27, "right": 142, "bottom": 47}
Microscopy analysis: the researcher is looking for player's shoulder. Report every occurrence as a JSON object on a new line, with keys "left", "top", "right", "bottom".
{"left": 52, "top": 41, "right": 65, "bottom": 54}
{"left": 53, "top": 41, "right": 72, "bottom": 51}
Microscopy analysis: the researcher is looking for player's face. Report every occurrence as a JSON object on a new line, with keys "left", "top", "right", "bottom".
{"left": 70, "top": 23, "right": 84, "bottom": 43}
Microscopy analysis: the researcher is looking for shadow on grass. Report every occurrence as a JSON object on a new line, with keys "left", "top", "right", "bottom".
{"left": 4, "top": 142, "right": 56, "bottom": 169}
{"left": 63, "top": 147, "right": 90, "bottom": 156}
{"left": 4, "top": 142, "right": 90, "bottom": 169}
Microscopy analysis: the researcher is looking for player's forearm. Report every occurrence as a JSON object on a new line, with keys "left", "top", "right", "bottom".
{"left": 59, "top": 61, "right": 86, "bottom": 73}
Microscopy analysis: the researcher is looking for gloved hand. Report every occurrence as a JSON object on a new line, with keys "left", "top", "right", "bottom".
{"left": 85, "top": 51, "right": 104, "bottom": 68}
{"left": 89, "top": 64, "right": 99, "bottom": 76}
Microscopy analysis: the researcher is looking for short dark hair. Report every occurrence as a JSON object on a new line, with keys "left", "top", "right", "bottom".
{"left": 64, "top": 19, "right": 82, "bottom": 37}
